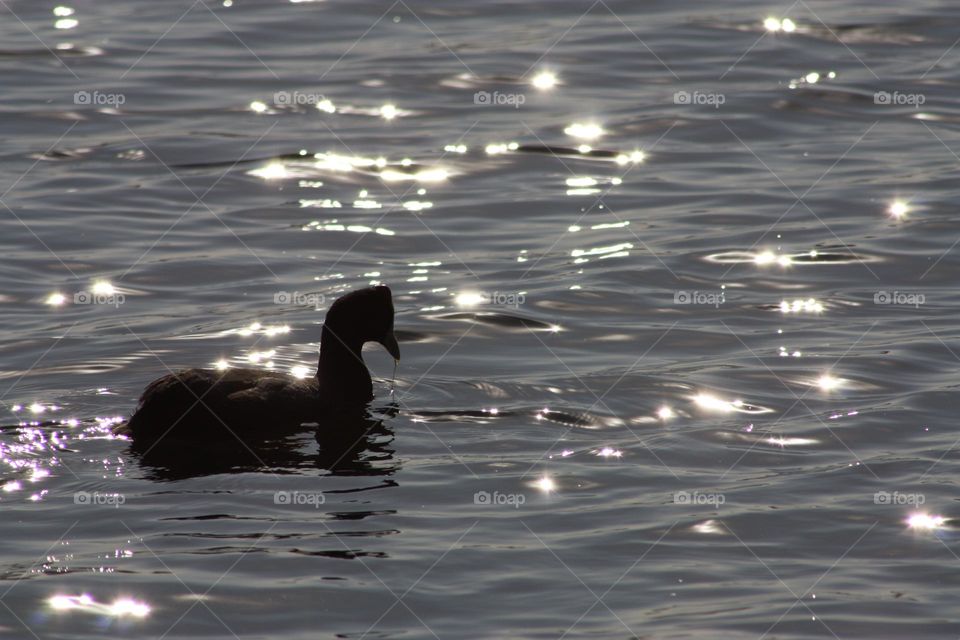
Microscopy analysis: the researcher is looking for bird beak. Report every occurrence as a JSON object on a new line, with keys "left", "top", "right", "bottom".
{"left": 380, "top": 330, "right": 400, "bottom": 362}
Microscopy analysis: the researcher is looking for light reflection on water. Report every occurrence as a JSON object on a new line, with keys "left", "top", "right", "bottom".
{"left": 49, "top": 593, "right": 150, "bottom": 618}
{"left": 1, "top": 0, "right": 959, "bottom": 637}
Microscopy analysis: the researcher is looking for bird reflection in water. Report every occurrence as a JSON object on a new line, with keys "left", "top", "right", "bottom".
{"left": 126, "top": 405, "right": 399, "bottom": 481}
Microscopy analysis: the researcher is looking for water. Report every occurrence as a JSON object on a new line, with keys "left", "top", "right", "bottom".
{"left": 2, "top": 0, "right": 959, "bottom": 637}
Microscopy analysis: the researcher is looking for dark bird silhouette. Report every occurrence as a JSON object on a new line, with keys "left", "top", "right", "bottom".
{"left": 122, "top": 285, "right": 400, "bottom": 442}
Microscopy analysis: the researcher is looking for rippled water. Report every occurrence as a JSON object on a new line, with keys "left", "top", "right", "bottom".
{"left": 3, "top": 0, "right": 960, "bottom": 637}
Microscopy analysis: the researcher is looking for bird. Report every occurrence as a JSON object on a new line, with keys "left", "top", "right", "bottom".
{"left": 121, "top": 285, "right": 400, "bottom": 441}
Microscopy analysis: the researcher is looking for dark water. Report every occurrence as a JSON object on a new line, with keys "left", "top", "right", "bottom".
{"left": 2, "top": 0, "right": 960, "bottom": 637}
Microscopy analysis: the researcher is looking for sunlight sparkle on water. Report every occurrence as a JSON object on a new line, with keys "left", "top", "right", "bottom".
{"left": 380, "top": 104, "right": 398, "bottom": 120}
{"left": 110, "top": 598, "right": 151, "bottom": 617}
{"left": 780, "top": 298, "right": 824, "bottom": 314}
{"left": 50, "top": 594, "right": 89, "bottom": 610}
{"left": 46, "top": 292, "right": 66, "bottom": 306}
{"left": 238, "top": 321, "right": 260, "bottom": 336}
{"left": 403, "top": 200, "right": 433, "bottom": 211}
{"left": 455, "top": 292, "right": 485, "bottom": 306}
{"left": 596, "top": 447, "right": 623, "bottom": 458}
{"left": 694, "top": 393, "right": 734, "bottom": 413}
{"left": 264, "top": 324, "right": 290, "bottom": 337}
{"left": 691, "top": 393, "right": 768, "bottom": 414}
{"left": 380, "top": 168, "right": 449, "bottom": 183}
{"left": 534, "top": 475, "right": 556, "bottom": 493}
{"left": 657, "top": 406, "right": 675, "bottom": 420}
{"left": 755, "top": 250, "right": 792, "bottom": 267}
{"left": 531, "top": 71, "right": 558, "bottom": 90}
{"left": 49, "top": 594, "right": 150, "bottom": 618}
{"left": 907, "top": 513, "right": 946, "bottom": 530}
{"left": 592, "top": 220, "right": 628, "bottom": 230}
{"left": 817, "top": 374, "right": 842, "bottom": 391}
{"left": 485, "top": 142, "right": 519, "bottom": 155}
{"left": 251, "top": 162, "right": 288, "bottom": 180}
{"left": 615, "top": 150, "right": 645, "bottom": 165}
{"left": 766, "top": 435, "right": 818, "bottom": 447}
{"left": 290, "top": 365, "right": 311, "bottom": 379}
{"left": 415, "top": 168, "right": 449, "bottom": 182}
{"left": 564, "top": 122, "right": 605, "bottom": 140}
{"left": 889, "top": 200, "right": 909, "bottom": 219}
{"left": 91, "top": 280, "right": 114, "bottom": 296}
{"left": 692, "top": 519, "right": 725, "bottom": 534}
{"left": 30, "top": 468, "right": 50, "bottom": 482}
{"left": 764, "top": 17, "right": 796, "bottom": 32}
{"left": 236, "top": 321, "right": 292, "bottom": 337}
{"left": 247, "top": 349, "right": 276, "bottom": 364}
{"left": 571, "top": 242, "right": 633, "bottom": 261}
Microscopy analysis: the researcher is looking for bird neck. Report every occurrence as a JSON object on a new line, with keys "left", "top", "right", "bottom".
{"left": 316, "top": 323, "right": 373, "bottom": 404}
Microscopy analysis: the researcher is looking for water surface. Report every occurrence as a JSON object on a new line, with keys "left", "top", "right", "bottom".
{"left": 2, "top": 1, "right": 960, "bottom": 637}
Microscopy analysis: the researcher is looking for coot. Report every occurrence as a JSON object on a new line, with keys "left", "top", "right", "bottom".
{"left": 123, "top": 285, "right": 399, "bottom": 440}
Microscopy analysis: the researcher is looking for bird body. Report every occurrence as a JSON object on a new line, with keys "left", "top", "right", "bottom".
{"left": 122, "top": 285, "right": 399, "bottom": 441}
